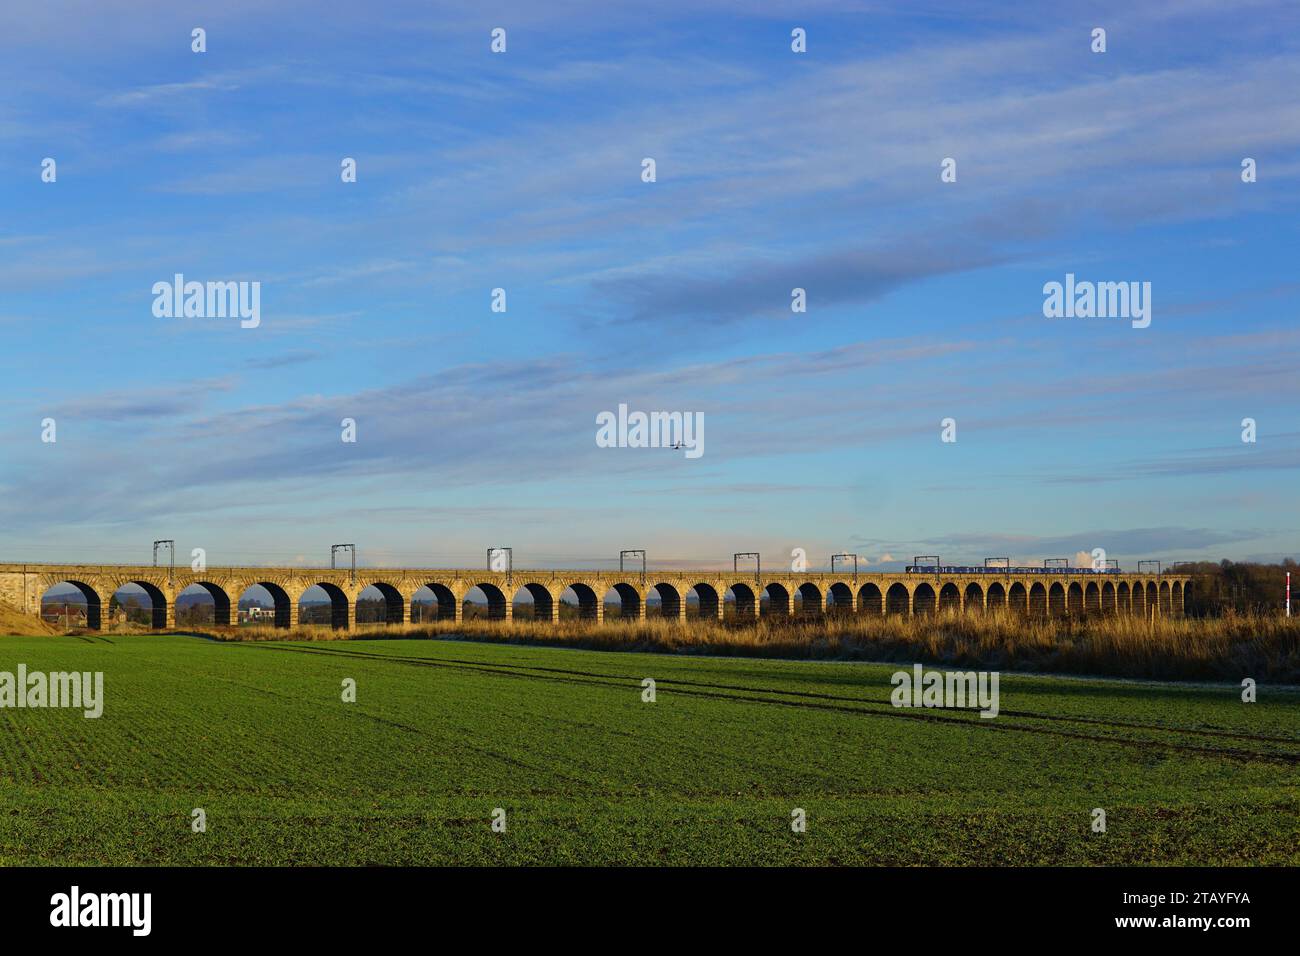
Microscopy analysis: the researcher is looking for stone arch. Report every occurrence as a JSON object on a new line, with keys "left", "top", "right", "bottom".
{"left": 1117, "top": 581, "right": 1131, "bottom": 613}
{"left": 412, "top": 582, "right": 458, "bottom": 621}
{"left": 1101, "top": 581, "right": 1116, "bottom": 614}
{"left": 608, "top": 582, "right": 644, "bottom": 621}
{"left": 796, "top": 582, "right": 824, "bottom": 616}
{"left": 885, "top": 583, "right": 910, "bottom": 615}
{"left": 39, "top": 580, "right": 104, "bottom": 630}
{"left": 1008, "top": 582, "right": 1028, "bottom": 615}
{"left": 604, "top": 582, "right": 641, "bottom": 621}
{"left": 858, "top": 582, "right": 883, "bottom": 615}
{"left": 1048, "top": 582, "right": 1066, "bottom": 617}
{"left": 963, "top": 582, "right": 984, "bottom": 613}
{"left": 828, "top": 582, "right": 854, "bottom": 614}
{"left": 1131, "top": 581, "right": 1147, "bottom": 617}
{"left": 938, "top": 582, "right": 961, "bottom": 614}
{"left": 177, "top": 581, "right": 232, "bottom": 627}
{"left": 108, "top": 580, "right": 169, "bottom": 629}
{"left": 1028, "top": 582, "right": 1047, "bottom": 617}
{"left": 1172, "top": 581, "right": 1183, "bottom": 617}
{"left": 467, "top": 582, "right": 509, "bottom": 621}
{"left": 563, "top": 583, "right": 600, "bottom": 620}
{"left": 1084, "top": 582, "right": 1100, "bottom": 613}
{"left": 1066, "top": 582, "right": 1083, "bottom": 615}
{"left": 763, "top": 582, "right": 791, "bottom": 617}
{"left": 728, "top": 583, "right": 758, "bottom": 620}
{"left": 648, "top": 582, "right": 682, "bottom": 620}
{"left": 688, "top": 583, "right": 720, "bottom": 620}
{"left": 1159, "top": 581, "right": 1172, "bottom": 615}
{"left": 512, "top": 583, "right": 555, "bottom": 622}
{"left": 1146, "top": 581, "right": 1158, "bottom": 614}
{"left": 238, "top": 581, "right": 292, "bottom": 628}
{"left": 913, "top": 583, "right": 936, "bottom": 616}
{"left": 986, "top": 582, "right": 1006, "bottom": 611}
{"left": 357, "top": 582, "right": 404, "bottom": 625}
{"left": 300, "top": 582, "right": 349, "bottom": 629}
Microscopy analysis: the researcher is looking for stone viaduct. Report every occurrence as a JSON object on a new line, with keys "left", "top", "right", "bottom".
{"left": 0, "top": 562, "right": 1192, "bottom": 631}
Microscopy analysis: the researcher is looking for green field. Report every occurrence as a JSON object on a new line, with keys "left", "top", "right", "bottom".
{"left": 1, "top": 634, "right": 1297, "bottom": 865}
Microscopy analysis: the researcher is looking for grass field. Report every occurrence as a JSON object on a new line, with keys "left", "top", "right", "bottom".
{"left": 1, "top": 633, "right": 1297, "bottom": 865}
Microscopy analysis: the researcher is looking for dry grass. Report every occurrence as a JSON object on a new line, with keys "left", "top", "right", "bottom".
{"left": 0, "top": 599, "right": 57, "bottom": 636}
{"left": 193, "top": 609, "right": 1300, "bottom": 683}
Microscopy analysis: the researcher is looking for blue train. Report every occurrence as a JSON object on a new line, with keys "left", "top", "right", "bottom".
{"left": 904, "top": 565, "right": 1122, "bottom": 574}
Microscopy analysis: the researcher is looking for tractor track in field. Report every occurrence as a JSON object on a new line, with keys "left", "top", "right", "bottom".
{"left": 240, "top": 642, "right": 1299, "bottom": 744}
{"left": 353, "top": 650, "right": 1298, "bottom": 744}
{"left": 237, "top": 642, "right": 1300, "bottom": 765}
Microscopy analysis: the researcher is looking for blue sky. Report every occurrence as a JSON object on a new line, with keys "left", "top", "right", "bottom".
{"left": 1, "top": 0, "right": 1297, "bottom": 572}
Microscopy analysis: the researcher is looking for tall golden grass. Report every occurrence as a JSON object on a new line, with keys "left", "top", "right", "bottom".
{"left": 198, "top": 609, "right": 1300, "bottom": 683}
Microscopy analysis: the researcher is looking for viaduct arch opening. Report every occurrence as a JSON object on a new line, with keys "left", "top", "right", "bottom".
{"left": 39, "top": 581, "right": 102, "bottom": 630}
{"left": 465, "top": 584, "right": 508, "bottom": 621}
{"left": 687, "top": 583, "right": 720, "bottom": 620}
{"left": 726, "top": 584, "right": 757, "bottom": 620}
{"left": 885, "top": 583, "right": 909, "bottom": 615}
{"left": 356, "top": 583, "right": 404, "bottom": 626}
{"left": 1085, "top": 582, "right": 1100, "bottom": 613}
{"left": 858, "top": 582, "right": 883, "bottom": 615}
{"left": 763, "top": 583, "right": 791, "bottom": 617}
{"left": 561, "top": 584, "right": 600, "bottom": 620}
{"left": 1132, "top": 582, "right": 1147, "bottom": 617}
{"left": 1008, "top": 582, "right": 1027, "bottom": 615}
{"left": 796, "top": 583, "right": 824, "bottom": 617}
{"left": 827, "top": 582, "right": 854, "bottom": 615}
{"left": 602, "top": 583, "right": 641, "bottom": 621}
{"left": 1101, "top": 581, "right": 1116, "bottom": 613}
{"left": 647, "top": 583, "right": 682, "bottom": 620}
{"left": 1048, "top": 582, "right": 1066, "bottom": 617}
{"left": 913, "top": 583, "right": 936, "bottom": 616}
{"left": 176, "top": 582, "right": 232, "bottom": 627}
{"left": 1028, "top": 583, "right": 1046, "bottom": 616}
{"left": 412, "top": 583, "right": 458, "bottom": 622}
{"left": 510, "top": 583, "right": 554, "bottom": 622}
{"left": 108, "top": 581, "right": 168, "bottom": 629}
{"left": 237, "top": 583, "right": 291, "bottom": 628}
{"left": 299, "top": 582, "right": 349, "bottom": 629}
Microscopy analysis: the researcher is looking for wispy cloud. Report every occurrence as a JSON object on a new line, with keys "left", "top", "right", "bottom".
{"left": 244, "top": 350, "right": 322, "bottom": 370}
{"left": 48, "top": 378, "right": 237, "bottom": 422}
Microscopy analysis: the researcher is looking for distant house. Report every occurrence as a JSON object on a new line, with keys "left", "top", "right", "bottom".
{"left": 237, "top": 606, "right": 275, "bottom": 623}
{"left": 42, "top": 606, "right": 87, "bottom": 627}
